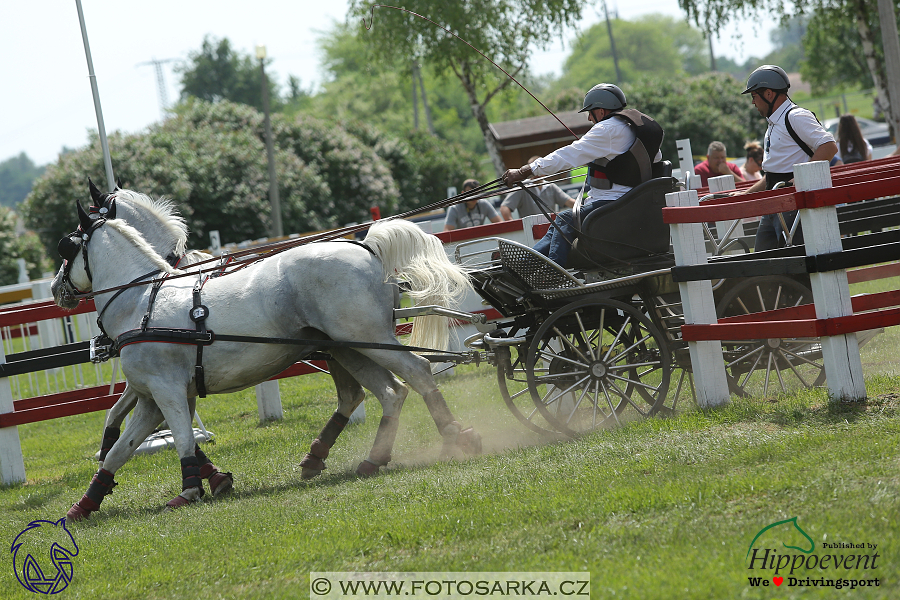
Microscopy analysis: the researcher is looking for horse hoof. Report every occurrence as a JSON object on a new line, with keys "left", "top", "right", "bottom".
{"left": 66, "top": 502, "right": 91, "bottom": 523}
{"left": 355, "top": 460, "right": 381, "bottom": 477}
{"left": 165, "top": 487, "right": 202, "bottom": 510}
{"left": 208, "top": 471, "right": 234, "bottom": 496}
{"left": 457, "top": 427, "right": 482, "bottom": 456}
{"left": 301, "top": 467, "right": 323, "bottom": 480}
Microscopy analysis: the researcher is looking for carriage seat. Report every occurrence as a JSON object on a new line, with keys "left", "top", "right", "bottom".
{"left": 567, "top": 170, "right": 679, "bottom": 272}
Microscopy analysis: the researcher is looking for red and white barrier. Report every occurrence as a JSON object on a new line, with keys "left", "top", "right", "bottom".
{"left": 664, "top": 158, "right": 900, "bottom": 403}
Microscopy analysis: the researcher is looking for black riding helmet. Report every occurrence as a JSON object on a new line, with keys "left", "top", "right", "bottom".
{"left": 579, "top": 83, "right": 627, "bottom": 113}
{"left": 742, "top": 65, "right": 791, "bottom": 117}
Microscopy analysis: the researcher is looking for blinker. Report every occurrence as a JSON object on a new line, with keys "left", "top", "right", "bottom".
{"left": 58, "top": 235, "right": 80, "bottom": 261}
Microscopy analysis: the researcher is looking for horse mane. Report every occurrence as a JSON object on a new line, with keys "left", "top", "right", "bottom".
{"left": 104, "top": 219, "right": 181, "bottom": 275}
{"left": 114, "top": 189, "right": 189, "bottom": 257}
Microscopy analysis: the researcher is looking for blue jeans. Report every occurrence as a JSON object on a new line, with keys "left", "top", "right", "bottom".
{"left": 754, "top": 210, "right": 803, "bottom": 251}
{"left": 533, "top": 200, "right": 612, "bottom": 266}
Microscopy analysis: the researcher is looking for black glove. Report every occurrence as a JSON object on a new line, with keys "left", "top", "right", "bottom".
{"left": 502, "top": 165, "right": 532, "bottom": 186}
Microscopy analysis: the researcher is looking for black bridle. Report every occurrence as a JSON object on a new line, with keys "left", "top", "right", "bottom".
{"left": 57, "top": 190, "right": 118, "bottom": 298}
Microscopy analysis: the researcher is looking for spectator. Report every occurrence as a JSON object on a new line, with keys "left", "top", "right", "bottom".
{"left": 741, "top": 141, "right": 764, "bottom": 181}
{"left": 693, "top": 141, "right": 745, "bottom": 187}
{"left": 500, "top": 155, "right": 575, "bottom": 220}
{"left": 835, "top": 114, "right": 873, "bottom": 164}
{"left": 442, "top": 179, "right": 502, "bottom": 231}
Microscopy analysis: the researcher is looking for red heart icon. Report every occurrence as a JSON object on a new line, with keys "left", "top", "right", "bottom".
{"left": 773, "top": 577, "right": 783, "bottom": 586}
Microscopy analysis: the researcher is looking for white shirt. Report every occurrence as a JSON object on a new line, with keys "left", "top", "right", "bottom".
{"left": 528, "top": 116, "right": 662, "bottom": 204}
{"left": 762, "top": 101, "right": 835, "bottom": 174}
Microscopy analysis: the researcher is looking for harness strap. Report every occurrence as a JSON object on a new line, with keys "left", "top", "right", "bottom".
{"left": 190, "top": 284, "right": 210, "bottom": 398}
{"left": 783, "top": 106, "right": 815, "bottom": 157}
{"left": 96, "top": 269, "right": 163, "bottom": 336}
{"left": 113, "top": 328, "right": 456, "bottom": 355}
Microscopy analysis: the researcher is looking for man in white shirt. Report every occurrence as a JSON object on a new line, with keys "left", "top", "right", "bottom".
{"left": 502, "top": 84, "right": 663, "bottom": 266}
{"left": 734, "top": 65, "right": 837, "bottom": 251}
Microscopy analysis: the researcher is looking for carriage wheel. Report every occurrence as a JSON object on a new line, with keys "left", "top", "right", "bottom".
{"left": 716, "top": 276, "right": 825, "bottom": 397}
{"left": 495, "top": 343, "right": 563, "bottom": 436}
{"left": 525, "top": 298, "right": 671, "bottom": 436}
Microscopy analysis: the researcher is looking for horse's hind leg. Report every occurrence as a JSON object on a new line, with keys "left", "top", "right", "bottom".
{"left": 357, "top": 348, "right": 481, "bottom": 462}
{"left": 67, "top": 396, "right": 164, "bottom": 523}
{"left": 300, "top": 352, "right": 409, "bottom": 479}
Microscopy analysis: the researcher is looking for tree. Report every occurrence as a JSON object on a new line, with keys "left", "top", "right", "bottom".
{"left": 554, "top": 14, "right": 710, "bottom": 92}
{"left": 347, "top": 1, "right": 586, "bottom": 177}
{"left": 21, "top": 101, "right": 402, "bottom": 253}
{"left": 800, "top": 6, "right": 875, "bottom": 94}
{"left": 624, "top": 72, "right": 767, "bottom": 160}
{"left": 679, "top": 0, "right": 900, "bottom": 138}
{"left": 0, "top": 153, "right": 45, "bottom": 208}
{"left": 176, "top": 36, "right": 282, "bottom": 112}
{"left": 0, "top": 206, "right": 52, "bottom": 285}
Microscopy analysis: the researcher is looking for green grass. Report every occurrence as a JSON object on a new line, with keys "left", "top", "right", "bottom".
{"left": 2, "top": 350, "right": 899, "bottom": 599}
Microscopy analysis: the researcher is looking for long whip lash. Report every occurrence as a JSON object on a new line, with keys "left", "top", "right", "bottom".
{"left": 73, "top": 6, "right": 585, "bottom": 300}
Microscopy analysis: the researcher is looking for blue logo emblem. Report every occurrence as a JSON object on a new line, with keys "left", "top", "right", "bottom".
{"left": 11, "top": 518, "right": 79, "bottom": 594}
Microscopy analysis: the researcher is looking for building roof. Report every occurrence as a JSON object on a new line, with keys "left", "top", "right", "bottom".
{"left": 489, "top": 111, "right": 592, "bottom": 149}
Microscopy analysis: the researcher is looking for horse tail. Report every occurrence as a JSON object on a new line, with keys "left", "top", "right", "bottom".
{"left": 363, "top": 219, "right": 472, "bottom": 351}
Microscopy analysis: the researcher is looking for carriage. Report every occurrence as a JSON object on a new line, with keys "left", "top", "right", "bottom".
{"left": 448, "top": 166, "right": 826, "bottom": 437}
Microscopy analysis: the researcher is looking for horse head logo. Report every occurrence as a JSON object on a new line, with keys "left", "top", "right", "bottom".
{"left": 11, "top": 518, "right": 79, "bottom": 594}
{"left": 747, "top": 516, "right": 815, "bottom": 559}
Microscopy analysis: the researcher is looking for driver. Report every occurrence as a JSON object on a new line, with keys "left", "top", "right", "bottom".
{"left": 502, "top": 83, "right": 663, "bottom": 267}
{"left": 733, "top": 65, "right": 836, "bottom": 250}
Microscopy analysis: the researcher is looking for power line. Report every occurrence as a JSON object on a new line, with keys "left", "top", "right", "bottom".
{"left": 137, "top": 58, "right": 178, "bottom": 118}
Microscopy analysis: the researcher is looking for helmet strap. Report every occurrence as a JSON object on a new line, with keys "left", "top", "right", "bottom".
{"left": 763, "top": 90, "right": 784, "bottom": 118}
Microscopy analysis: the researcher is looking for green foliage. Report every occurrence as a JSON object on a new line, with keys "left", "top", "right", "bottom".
{"left": 625, "top": 72, "right": 767, "bottom": 160}
{"left": 0, "top": 206, "right": 52, "bottom": 285}
{"left": 21, "top": 101, "right": 399, "bottom": 252}
{"left": 345, "top": 123, "right": 481, "bottom": 213}
{"left": 0, "top": 153, "right": 45, "bottom": 208}
{"left": 800, "top": 3, "right": 885, "bottom": 95}
{"left": 554, "top": 14, "right": 710, "bottom": 92}
{"left": 176, "top": 36, "right": 282, "bottom": 112}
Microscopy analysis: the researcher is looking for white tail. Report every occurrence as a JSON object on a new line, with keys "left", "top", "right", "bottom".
{"left": 363, "top": 220, "right": 472, "bottom": 351}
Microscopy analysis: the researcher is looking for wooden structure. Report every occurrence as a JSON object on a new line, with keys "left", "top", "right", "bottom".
{"left": 488, "top": 110, "right": 591, "bottom": 172}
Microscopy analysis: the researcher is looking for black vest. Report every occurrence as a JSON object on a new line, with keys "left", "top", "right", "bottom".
{"left": 587, "top": 109, "right": 665, "bottom": 189}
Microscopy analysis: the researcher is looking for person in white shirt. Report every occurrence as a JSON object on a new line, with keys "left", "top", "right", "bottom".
{"left": 502, "top": 84, "right": 663, "bottom": 266}
{"left": 733, "top": 65, "right": 837, "bottom": 251}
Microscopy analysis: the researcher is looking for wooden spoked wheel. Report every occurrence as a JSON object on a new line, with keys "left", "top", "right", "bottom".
{"left": 525, "top": 298, "right": 671, "bottom": 436}
{"left": 716, "top": 276, "right": 825, "bottom": 397}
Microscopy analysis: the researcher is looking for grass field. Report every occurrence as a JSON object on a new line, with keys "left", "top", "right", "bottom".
{"left": 2, "top": 280, "right": 899, "bottom": 599}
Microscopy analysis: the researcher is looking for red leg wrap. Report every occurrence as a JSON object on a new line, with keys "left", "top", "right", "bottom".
{"left": 66, "top": 495, "right": 100, "bottom": 523}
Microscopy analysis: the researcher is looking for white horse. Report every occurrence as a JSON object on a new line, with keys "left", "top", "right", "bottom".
{"left": 53, "top": 185, "right": 481, "bottom": 522}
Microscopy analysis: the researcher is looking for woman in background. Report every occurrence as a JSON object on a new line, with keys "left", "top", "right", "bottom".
{"left": 835, "top": 114, "right": 873, "bottom": 164}
{"left": 741, "top": 140, "right": 764, "bottom": 181}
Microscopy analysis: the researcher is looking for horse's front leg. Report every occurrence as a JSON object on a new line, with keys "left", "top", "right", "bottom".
{"left": 97, "top": 384, "right": 140, "bottom": 468}
{"left": 67, "top": 396, "right": 164, "bottom": 523}
{"left": 149, "top": 386, "right": 207, "bottom": 509}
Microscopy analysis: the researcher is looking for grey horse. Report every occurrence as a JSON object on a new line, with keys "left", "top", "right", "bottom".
{"left": 53, "top": 187, "right": 481, "bottom": 522}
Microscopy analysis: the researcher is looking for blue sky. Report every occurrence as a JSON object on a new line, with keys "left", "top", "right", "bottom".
{"left": 0, "top": 1, "right": 774, "bottom": 166}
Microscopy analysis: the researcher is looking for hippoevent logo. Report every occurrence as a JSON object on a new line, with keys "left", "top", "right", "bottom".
{"left": 11, "top": 518, "right": 79, "bottom": 594}
{"left": 746, "top": 517, "right": 881, "bottom": 591}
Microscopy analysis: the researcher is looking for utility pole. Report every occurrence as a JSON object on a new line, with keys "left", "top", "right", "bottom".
{"left": 411, "top": 61, "right": 419, "bottom": 130}
{"left": 706, "top": 18, "right": 717, "bottom": 72}
{"left": 412, "top": 61, "right": 435, "bottom": 135}
{"left": 877, "top": 0, "right": 900, "bottom": 143}
{"left": 75, "top": 0, "right": 115, "bottom": 193}
{"left": 256, "top": 45, "right": 283, "bottom": 238}
{"left": 601, "top": 0, "right": 622, "bottom": 84}
{"left": 137, "top": 58, "right": 177, "bottom": 119}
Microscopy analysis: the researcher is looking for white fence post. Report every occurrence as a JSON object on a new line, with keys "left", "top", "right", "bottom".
{"left": 1, "top": 346, "right": 27, "bottom": 485}
{"left": 794, "top": 161, "right": 866, "bottom": 402}
{"left": 666, "top": 189, "right": 731, "bottom": 407}
{"left": 255, "top": 380, "right": 284, "bottom": 421}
